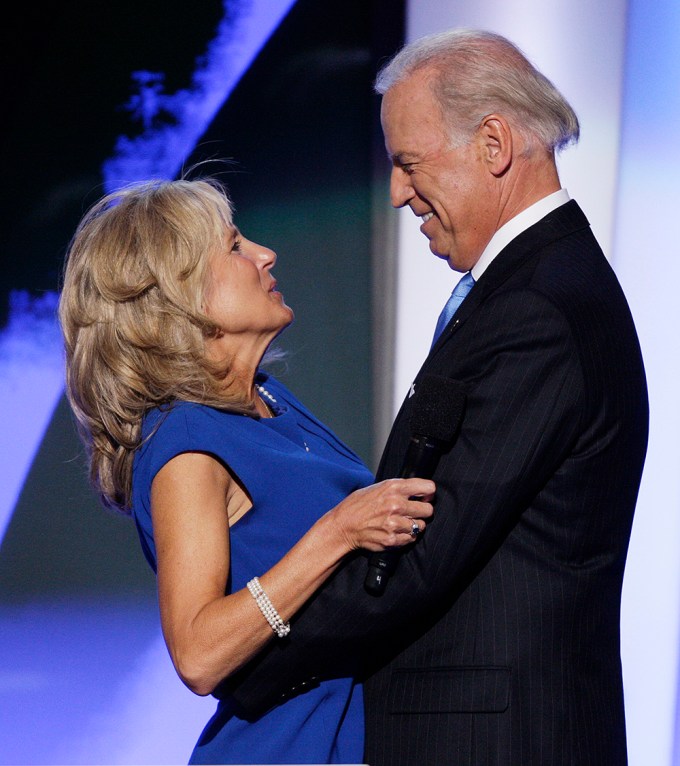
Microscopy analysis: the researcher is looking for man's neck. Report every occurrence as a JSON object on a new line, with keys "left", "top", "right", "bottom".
{"left": 496, "top": 153, "right": 561, "bottom": 229}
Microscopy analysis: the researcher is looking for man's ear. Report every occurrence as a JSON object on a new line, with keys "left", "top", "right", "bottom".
{"left": 478, "top": 114, "right": 513, "bottom": 176}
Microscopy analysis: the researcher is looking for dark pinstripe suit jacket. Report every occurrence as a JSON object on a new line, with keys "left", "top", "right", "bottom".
{"left": 225, "top": 201, "right": 649, "bottom": 765}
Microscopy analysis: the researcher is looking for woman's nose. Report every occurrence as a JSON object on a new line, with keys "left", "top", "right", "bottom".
{"left": 243, "top": 238, "right": 277, "bottom": 268}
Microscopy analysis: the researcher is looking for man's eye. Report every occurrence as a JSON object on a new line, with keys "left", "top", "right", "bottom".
{"left": 402, "top": 164, "right": 414, "bottom": 175}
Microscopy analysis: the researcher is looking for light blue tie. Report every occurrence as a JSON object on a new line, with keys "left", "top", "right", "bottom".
{"left": 431, "top": 272, "right": 475, "bottom": 348}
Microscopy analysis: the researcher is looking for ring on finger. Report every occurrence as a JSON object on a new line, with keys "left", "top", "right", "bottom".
{"left": 410, "top": 519, "right": 420, "bottom": 539}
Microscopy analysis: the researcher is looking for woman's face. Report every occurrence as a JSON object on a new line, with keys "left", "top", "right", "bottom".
{"left": 203, "top": 226, "right": 294, "bottom": 355}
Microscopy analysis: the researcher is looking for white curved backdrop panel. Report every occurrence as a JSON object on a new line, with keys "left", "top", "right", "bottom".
{"left": 390, "top": 2, "right": 680, "bottom": 763}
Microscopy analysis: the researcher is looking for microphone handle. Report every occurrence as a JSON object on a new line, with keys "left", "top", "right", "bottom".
{"left": 364, "top": 437, "right": 441, "bottom": 596}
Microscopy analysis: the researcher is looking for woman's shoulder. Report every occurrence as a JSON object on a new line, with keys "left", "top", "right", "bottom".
{"left": 138, "top": 401, "right": 244, "bottom": 468}
{"left": 141, "top": 400, "right": 217, "bottom": 438}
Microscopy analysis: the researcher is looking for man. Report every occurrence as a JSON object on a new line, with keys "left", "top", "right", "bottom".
{"left": 224, "top": 29, "right": 648, "bottom": 765}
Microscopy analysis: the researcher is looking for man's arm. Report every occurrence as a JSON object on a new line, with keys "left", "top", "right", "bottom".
{"left": 223, "top": 287, "right": 584, "bottom": 716}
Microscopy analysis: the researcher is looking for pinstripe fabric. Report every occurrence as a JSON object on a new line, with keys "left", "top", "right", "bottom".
{"left": 226, "top": 201, "right": 648, "bottom": 766}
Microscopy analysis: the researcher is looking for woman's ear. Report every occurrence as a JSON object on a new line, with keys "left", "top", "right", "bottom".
{"left": 478, "top": 114, "right": 513, "bottom": 177}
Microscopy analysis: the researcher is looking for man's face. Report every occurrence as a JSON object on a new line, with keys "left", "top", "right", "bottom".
{"left": 380, "top": 68, "right": 498, "bottom": 272}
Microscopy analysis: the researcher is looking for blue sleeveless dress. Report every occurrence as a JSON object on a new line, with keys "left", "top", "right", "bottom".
{"left": 131, "top": 372, "right": 373, "bottom": 765}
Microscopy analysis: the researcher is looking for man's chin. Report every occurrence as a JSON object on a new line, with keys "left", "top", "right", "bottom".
{"left": 427, "top": 241, "right": 466, "bottom": 271}
{"left": 428, "top": 240, "right": 450, "bottom": 262}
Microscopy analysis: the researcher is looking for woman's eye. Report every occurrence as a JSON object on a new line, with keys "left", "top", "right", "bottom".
{"left": 231, "top": 238, "right": 242, "bottom": 253}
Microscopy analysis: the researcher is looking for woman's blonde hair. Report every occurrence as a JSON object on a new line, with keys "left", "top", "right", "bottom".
{"left": 59, "top": 177, "right": 255, "bottom": 514}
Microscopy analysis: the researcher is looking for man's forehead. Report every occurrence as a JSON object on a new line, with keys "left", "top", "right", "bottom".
{"left": 381, "top": 86, "right": 447, "bottom": 157}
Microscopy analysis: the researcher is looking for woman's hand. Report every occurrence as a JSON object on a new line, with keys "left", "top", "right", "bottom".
{"left": 327, "top": 478, "right": 435, "bottom": 553}
{"left": 151, "top": 457, "right": 433, "bottom": 693}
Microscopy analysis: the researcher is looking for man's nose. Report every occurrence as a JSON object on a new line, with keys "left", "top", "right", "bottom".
{"left": 389, "top": 167, "right": 415, "bottom": 208}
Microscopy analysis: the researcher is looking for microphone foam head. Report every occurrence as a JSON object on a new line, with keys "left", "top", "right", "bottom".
{"left": 410, "top": 374, "right": 467, "bottom": 443}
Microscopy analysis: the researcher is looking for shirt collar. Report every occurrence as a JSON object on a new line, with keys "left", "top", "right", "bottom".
{"left": 471, "top": 188, "right": 571, "bottom": 281}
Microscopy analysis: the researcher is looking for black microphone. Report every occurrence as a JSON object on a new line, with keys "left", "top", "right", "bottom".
{"left": 364, "top": 374, "right": 467, "bottom": 596}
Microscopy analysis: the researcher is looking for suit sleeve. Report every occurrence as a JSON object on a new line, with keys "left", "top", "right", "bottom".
{"left": 223, "top": 287, "right": 584, "bottom": 715}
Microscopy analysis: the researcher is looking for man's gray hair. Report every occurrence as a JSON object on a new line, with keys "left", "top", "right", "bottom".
{"left": 375, "top": 29, "right": 579, "bottom": 154}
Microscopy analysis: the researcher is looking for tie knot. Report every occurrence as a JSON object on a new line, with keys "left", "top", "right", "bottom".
{"left": 452, "top": 271, "right": 475, "bottom": 297}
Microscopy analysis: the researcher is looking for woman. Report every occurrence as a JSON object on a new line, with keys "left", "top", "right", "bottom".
{"left": 58, "top": 177, "right": 434, "bottom": 765}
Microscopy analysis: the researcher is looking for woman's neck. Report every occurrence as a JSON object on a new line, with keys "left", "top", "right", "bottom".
{"left": 221, "top": 356, "right": 274, "bottom": 417}
{"left": 205, "top": 333, "right": 277, "bottom": 416}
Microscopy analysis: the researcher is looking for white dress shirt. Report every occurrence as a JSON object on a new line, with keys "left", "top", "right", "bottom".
{"left": 471, "top": 188, "right": 571, "bottom": 281}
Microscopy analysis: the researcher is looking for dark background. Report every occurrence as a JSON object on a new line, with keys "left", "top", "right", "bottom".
{"left": 0, "top": 0, "right": 404, "bottom": 599}
{"left": 0, "top": 4, "right": 404, "bottom": 761}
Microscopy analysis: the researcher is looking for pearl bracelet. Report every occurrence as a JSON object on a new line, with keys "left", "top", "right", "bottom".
{"left": 246, "top": 576, "right": 291, "bottom": 638}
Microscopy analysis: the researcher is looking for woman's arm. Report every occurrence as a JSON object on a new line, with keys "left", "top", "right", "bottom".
{"left": 151, "top": 451, "right": 434, "bottom": 696}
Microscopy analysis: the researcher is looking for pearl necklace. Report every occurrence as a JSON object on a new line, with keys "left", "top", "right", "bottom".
{"left": 256, "top": 383, "right": 310, "bottom": 452}
{"left": 256, "top": 384, "right": 277, "bottom": 411}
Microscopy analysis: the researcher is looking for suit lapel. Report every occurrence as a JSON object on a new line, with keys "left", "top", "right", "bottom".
{"left": 378, "top": 201, "right": 593, "bottom": 480}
